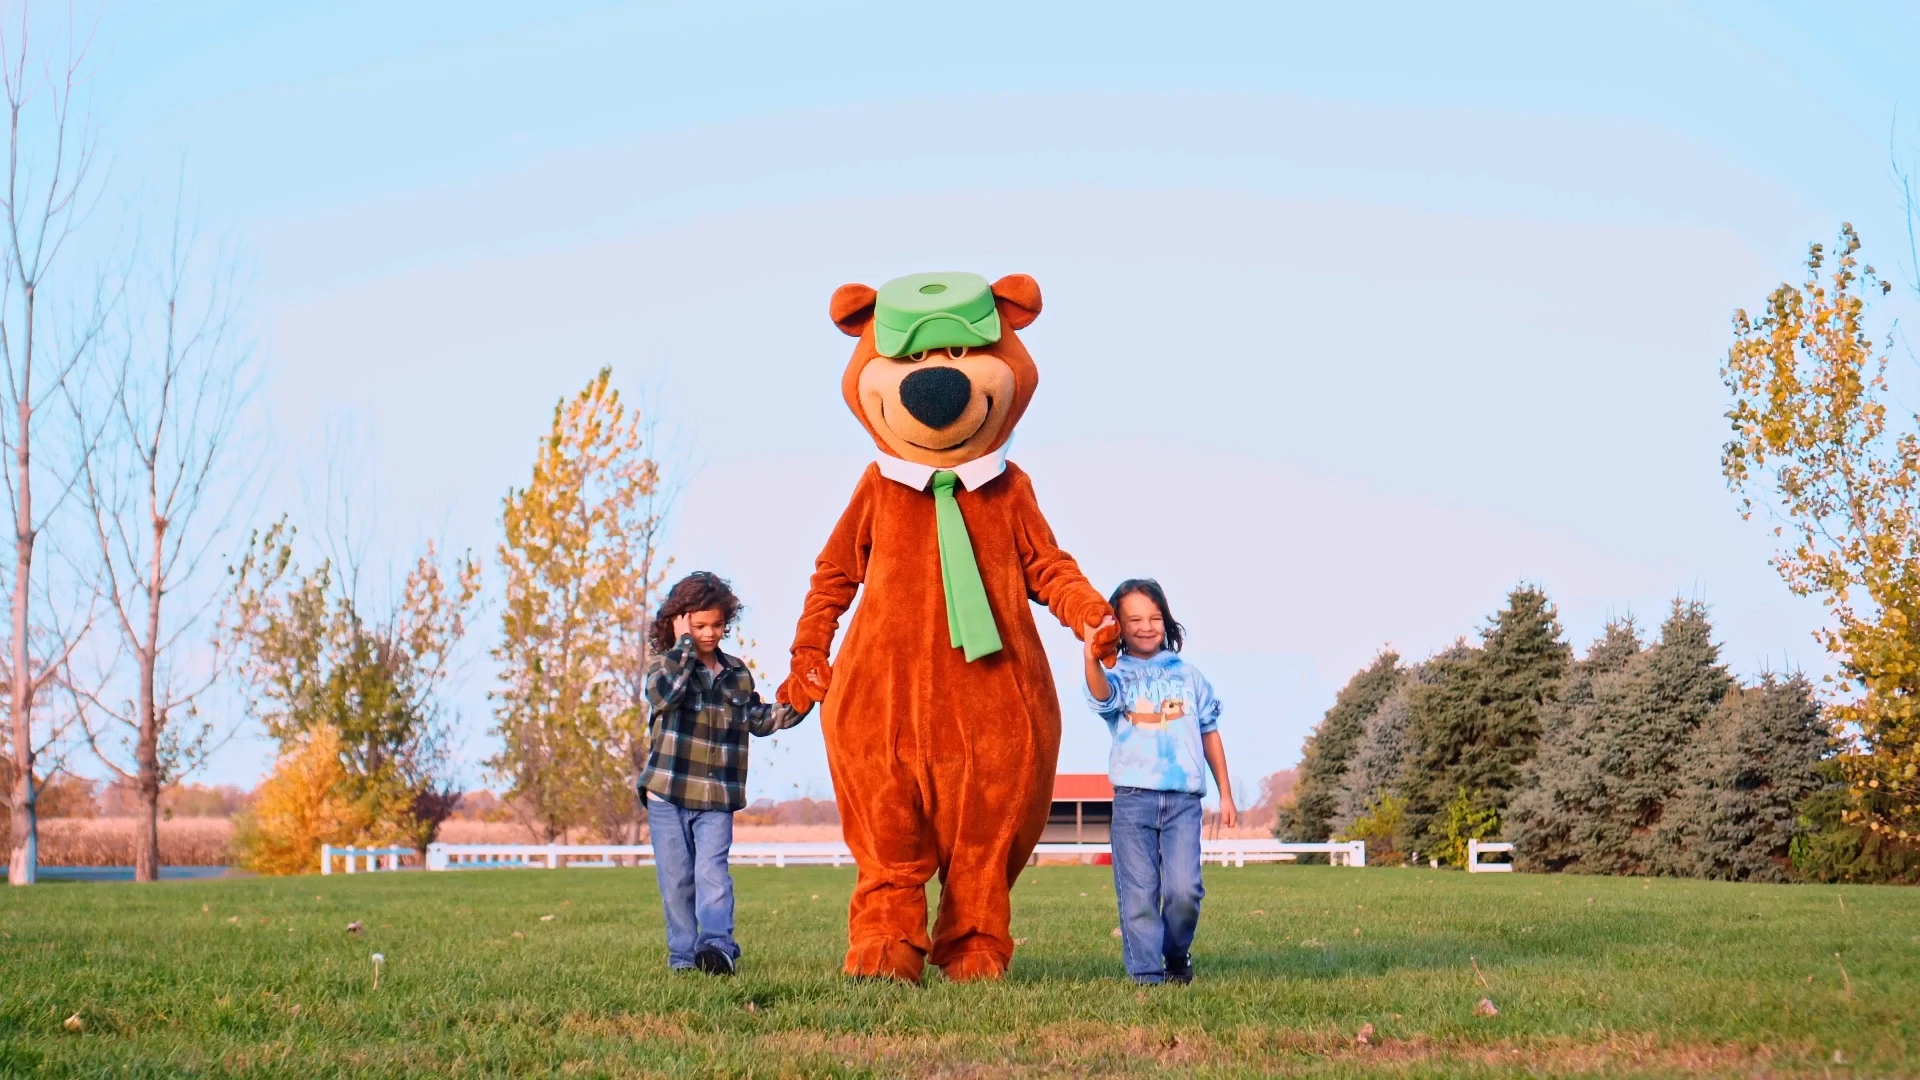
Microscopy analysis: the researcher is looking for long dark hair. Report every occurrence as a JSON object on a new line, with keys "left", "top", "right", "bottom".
{"left": 648, "top": 572, "right": 743, "bottom": 654}
{"left": 1107, "top": 578, "right": 1185, "bottom": 653}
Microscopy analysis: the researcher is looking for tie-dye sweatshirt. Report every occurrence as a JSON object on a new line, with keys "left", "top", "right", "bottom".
{"left": 1084, "top": 649, "right": 1221, "bottom": 795}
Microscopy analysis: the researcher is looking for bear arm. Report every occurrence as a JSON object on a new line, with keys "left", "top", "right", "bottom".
{"left": 787, "top": 470, "right": 874, "bottom": 664}
{"left": 1010, "top": 472, "right": 1111, "bottom": 634}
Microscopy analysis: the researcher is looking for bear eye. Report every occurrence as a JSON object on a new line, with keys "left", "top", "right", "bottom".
{"left": 947, "top": 346, "right": 969, "bottom": 359}
{"left": 909, "top": 350, "right": 929, "bottom": 362}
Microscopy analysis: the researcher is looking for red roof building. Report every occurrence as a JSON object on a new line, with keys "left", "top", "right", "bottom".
{"left": 1043, "top": 773, "right": 1114, "bottom": 844}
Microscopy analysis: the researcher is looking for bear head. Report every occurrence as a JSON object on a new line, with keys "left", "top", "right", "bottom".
{"left": 829, "top": 272, "right": 1041, "bottom": 469}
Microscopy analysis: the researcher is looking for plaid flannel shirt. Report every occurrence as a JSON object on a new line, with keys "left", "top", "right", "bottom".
{"left": 639, "top": 634, "right": 805, "bottom": 812}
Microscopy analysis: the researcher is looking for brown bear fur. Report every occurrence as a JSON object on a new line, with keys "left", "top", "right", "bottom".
{"left": 779, "top": 274, "right": 1119, "bottom": 983}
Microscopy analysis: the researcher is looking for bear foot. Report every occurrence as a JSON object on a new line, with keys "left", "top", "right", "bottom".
{"left": 938, "top": 951, "right": 1007, "bottom": 983}
{"left": 843, "top": 937, "right": 925, "bottom": 984}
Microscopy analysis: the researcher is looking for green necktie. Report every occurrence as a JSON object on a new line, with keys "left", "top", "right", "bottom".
{"left": 931, "top": 470, "right": 1002, "bottom": 662}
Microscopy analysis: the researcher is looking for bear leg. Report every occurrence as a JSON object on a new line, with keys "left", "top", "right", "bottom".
{"left": 829, "top": 735, "right": 941, "bottom": 984}
{"left": 926, "top": 728, "right": 1054, "bottom": 979}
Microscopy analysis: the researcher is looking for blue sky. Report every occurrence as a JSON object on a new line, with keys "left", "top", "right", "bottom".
{"left": 81, "top": 1, "right": 1920, "bottom": 803}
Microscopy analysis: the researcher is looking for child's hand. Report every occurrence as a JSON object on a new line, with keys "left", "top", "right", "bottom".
{"left": 1217, "top": 795, "right": 1238, "bottom": 831}
{"left": 672, "top": 613, "right": 692, "bottom": 640}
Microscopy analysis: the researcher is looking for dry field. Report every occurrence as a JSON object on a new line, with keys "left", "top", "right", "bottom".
{"left": 27, "top": 817, "right": 1251, "bottom": 867}
{"left": 32, "top": 818, "right": 236, "bottom": 866}
{"left": 436, "top": 820, "right": 846, "bottom": 844}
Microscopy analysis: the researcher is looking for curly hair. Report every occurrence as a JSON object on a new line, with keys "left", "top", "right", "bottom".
{"left": 1107, "top": 577, "right": 1185, "bottom": 653}
{"left": 648, "top": 571, "right": 743, "bottom": 654}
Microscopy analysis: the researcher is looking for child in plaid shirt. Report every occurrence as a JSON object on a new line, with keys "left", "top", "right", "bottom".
{"left": 641, "top": 572, "right": 816, "bottom": 975}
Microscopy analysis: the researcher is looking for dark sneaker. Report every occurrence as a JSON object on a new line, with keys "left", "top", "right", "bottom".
{"left": 694, "top": 947, "right": 737, "bottom": 976}
{"left": 1165, "top": 954, "right": 1193, "bottom": 985}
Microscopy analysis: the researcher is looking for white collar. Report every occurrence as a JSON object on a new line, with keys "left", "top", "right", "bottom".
{"left": 874, "top": 438, "right": 1011, "bottom": 493}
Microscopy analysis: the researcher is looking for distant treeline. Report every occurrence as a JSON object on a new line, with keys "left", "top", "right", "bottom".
{"left": 1281, "top": 585, "right": 1920, "bottom": 884}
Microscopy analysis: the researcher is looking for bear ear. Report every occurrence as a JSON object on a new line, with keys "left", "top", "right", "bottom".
{"left": 991, "top": 274, "right": 1042, "bottom": 330}
{"left": 829, "top": 283, "right": 877, "bottom": 337}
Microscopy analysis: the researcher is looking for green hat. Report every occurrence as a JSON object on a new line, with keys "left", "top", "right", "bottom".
{"left": 872, "top": 271, "right": 1001, "bottom": 358}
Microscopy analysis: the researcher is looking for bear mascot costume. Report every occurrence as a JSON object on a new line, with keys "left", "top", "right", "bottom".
{"left": 778, "top": 270, "right": 1121, "bottom": 983}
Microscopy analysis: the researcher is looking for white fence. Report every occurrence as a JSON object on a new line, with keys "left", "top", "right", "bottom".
{"left": 420, "top": 838, "right": 1365, "bottom": 871}
{"left": 1466, "top": 839, "right": 1514, "bottom": 873}
{"left": 320, "top": 845, "right": 416, "bottom": 874}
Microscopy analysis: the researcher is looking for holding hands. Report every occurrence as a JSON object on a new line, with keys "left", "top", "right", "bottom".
{"left": 779, "top": 652, "right": 833, "bottom": 712}
{"left": 1082, "top": 611, "right": 1120, "bottom": 668}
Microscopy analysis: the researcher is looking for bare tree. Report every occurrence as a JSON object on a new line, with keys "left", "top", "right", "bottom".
{"left": 616, "top": 407, "right": 680, "bottom": 844}
{"left": 0, "top": 10, "right": 111, "bottom": 886}
{"left": 66, "top": 197, "right": 252, "bottom": 882}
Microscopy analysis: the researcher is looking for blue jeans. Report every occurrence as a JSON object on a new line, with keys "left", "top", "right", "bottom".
{"left": 646, "top": 795, "right": 739, "bottom": 968}
{"left": 1110, "top": 786, "right": 1205, "bottom": 983}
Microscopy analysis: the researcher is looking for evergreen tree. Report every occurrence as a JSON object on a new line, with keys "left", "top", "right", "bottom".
{"left": 1657, "top": 674, "right": 1828, "bottom": 882}
{"left": 1330, "top": 656, "right": 1449, "bottom": 838}
{"left": 1405, "top": 585, "right": 1571, "bottom": 849}
{"left": 1508, "top": 618, "right": 1643, "bottom": 872}
{"left": 1284, "top": 650, "right": 1399, "bottom": 841}
{"left": 1579, "top": 599, "right": 1732, "bottom": 876}
{"left": 1330, "top": 680, "right": 1415, "bottom": 838}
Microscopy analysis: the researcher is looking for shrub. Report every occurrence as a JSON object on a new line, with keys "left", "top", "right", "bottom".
{"left": 1340, "top": 793, "right": 1408, "bottom": 864}
{"left": 1434, "top": 786, "right": 1499, "bottom": 869}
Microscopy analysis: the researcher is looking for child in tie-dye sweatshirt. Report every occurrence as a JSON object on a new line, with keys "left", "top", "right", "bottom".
{"left": 1082, "top": 579, "right": 1236, "bottom": 985}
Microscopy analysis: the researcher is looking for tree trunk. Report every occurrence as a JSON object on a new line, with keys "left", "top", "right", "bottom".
{"left": 8, "top": 289, "right": 35, "bottom": 887}
{"left": 133, "top": 642, "right": 160, "bottom": 881}
{"left": 131, "top": 510, "right": 166, "bottom": 883}
{"left": 133, "top": 644, "right": 160, "bottom": 880}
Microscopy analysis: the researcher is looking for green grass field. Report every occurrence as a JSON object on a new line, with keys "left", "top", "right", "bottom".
{"left": 1, "top": 864, "right": 1913, "bottom": 1077}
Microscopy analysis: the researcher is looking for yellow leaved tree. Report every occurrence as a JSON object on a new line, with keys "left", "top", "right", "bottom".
{"left": 232, "top": 725, "right": 391, "bottom": 876}
{"left": 492, "top": 369, "right": 670, "bottom": 842}
{"left": 1722, "top": 223, "right": 1916, "bottom": 852}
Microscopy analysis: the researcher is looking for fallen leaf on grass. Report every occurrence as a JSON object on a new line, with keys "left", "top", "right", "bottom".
{"left": 1353, "top": 927, "right": 1361, "bottom": 937}
{"left": 511, "top": 932, "right": 525, "bottom": 940}
{"left": 539, "top": 914, "right": 554, "bottom": 922}
{"left": 1354, "top": 1022, "right": 1374, "bottom": 1046}
{"left": 1248, "top": 909, "right": 1265, "bottom": 917}
{"left": 810, "top": 894, "right": 819, "bottom": 902}
{"left": 226, "top": 916, "right": 240, "bottom": 925}
{"left": 1474, "top": 998, "right": 1500, "bottom": 1017}
{"left": 743, "top": 1001, "right": 758, "bottom": 1014}
{"left": 200, "top": 904, "right": 209, "bottom": 914}
{"left": 1013, "top": 938, "right": 1028, "bottom": 946}
{"left": 1111, "top": 927, "right": 1123, "bottom": 938}
{"left": 63, "top": 1013, "right": 82, "bottom": 1032}
{"left": 1834, "top": 1050, "right": 1849, "bottom": 1065}
{"left": 345, "top": 921, "right": 364, "bottom": 935}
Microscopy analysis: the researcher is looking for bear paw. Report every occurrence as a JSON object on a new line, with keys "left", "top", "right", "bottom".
{"left": 843, "top": 938, "right": 924, "bottom": 984}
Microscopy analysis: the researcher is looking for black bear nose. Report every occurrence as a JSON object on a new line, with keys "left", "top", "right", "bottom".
{"left": 899, "top": 366, "right": 973, "bottom": 430}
